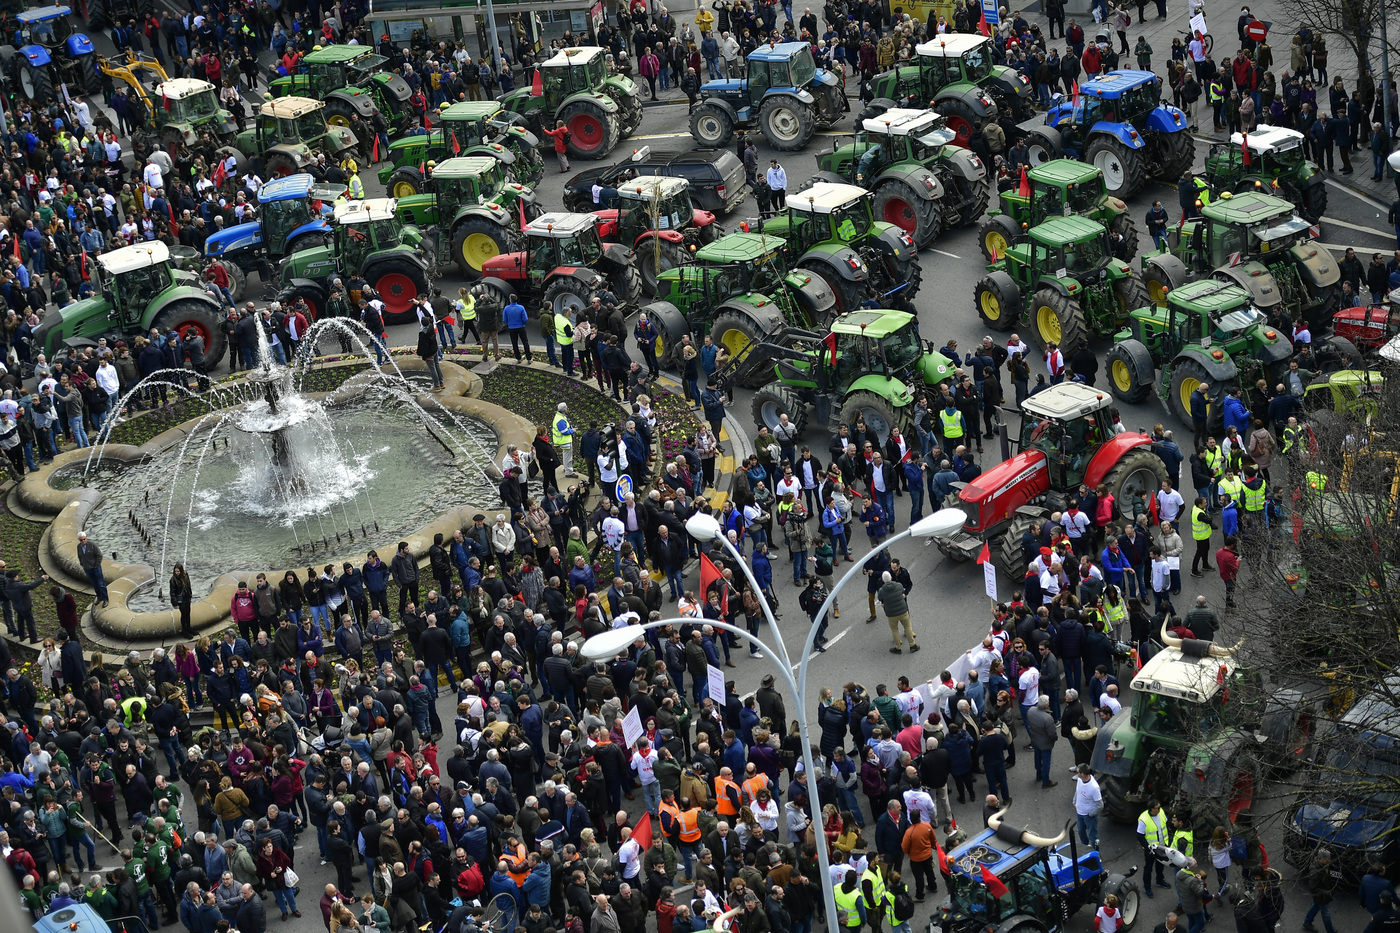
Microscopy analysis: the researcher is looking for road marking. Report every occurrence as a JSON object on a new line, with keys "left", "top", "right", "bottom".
{"left": 1321, "top": 215, "right": 1394, "bottom": 238}
{"left": 786, "top": 624, "right": 853, "bottom": 670}
{"left": 1325, "top": 177, "right": 1392, "bottom": 211}
{"left": 929, "top": 248, "right": 962, "bottom": 259}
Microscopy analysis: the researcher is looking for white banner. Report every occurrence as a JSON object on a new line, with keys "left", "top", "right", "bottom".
{"left": 983, "top": 561, "right": 998, "bottom": 601}
{"left": 708, "top": 664, "right": 726, "bottom": 704}
{"left": 622, "top": 707, "right": 644, "bottom": 748}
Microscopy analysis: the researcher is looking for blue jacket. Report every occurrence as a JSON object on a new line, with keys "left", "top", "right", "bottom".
{"left": 1223, "top": 394, "right": 1251, "bottom": 436}
{"left": 521, "top": 863, "right": 551, "bottom": 908}
{"left": 1190, "top": 388, "right": 1208, "bottom": 423}
{"left": 1221, "top": 502, "right": 1239, "bottom": 538}
{"left": 449, "top": 613, "right": 473, "bottom": 649}
{"left": 752, "top": 551, "right": 773, "bottom": 592}
{"left": 490, "top": 871, "right": 525, "bottom": 913}
{"left": 340, "top": 568, "right": 365, "bottom": 602}
{"left": 1099, "top": 544, "right": 1130, "bottom": 582}
{"left": 722, "top": 738, "right": 747, "bottom": 774}
{"left": 518, "top": 703, "right": 544, "bottom": 748}
{"left": 503, "top": 302, "right": 528, "bottom": 330}
{"left": 944, "top": 729, "right": 973, "bottom": 775}
{"left": 362, "top": 560, "right": 391, "bottom": 594}
{"left": 464, "top": 826, "right": 490, "bottom": 864}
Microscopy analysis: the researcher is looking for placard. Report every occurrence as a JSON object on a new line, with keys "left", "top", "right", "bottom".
{"left": 707, "top": 664, "right": 726, "bottom": 704}
{"left": 1189, "top": 12, "right": 1208, "bottom": 37}
{"left": 622, "top": 707, "right": 644, "bottom": 748}
{"left": 983, "top": 561, "right": 998, "bottom": 600}
{"left": 980, "top": 0, "right": 999, "bottom": 24}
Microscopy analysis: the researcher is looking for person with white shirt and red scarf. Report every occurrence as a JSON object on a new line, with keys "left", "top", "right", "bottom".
{"left": 1044, "top": 342, "right": 1066, "bottom": 383}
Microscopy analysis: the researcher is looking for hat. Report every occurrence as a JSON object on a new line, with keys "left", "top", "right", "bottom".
{"left": 761, "top": 674, "right": 774, "bottom": 687}
{"left": 5, "top": 722, "right": 18, "bottom": 731}
{"left": 1039, "top": 547, "right": 1051, "bottom": 558}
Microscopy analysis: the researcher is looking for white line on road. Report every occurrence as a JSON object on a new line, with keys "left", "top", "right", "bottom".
{"left": 1325, "top": 177, "right": 1393, "bottom": 212}
{"left": 1322, "top": 215, "right": 1394, "bottom": 237}
{"left": 930, "top": 248, "right": 962, "bottom": 259}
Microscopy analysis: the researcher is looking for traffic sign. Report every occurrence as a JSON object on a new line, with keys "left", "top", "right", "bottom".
{"left": 980, "top": 0, "right": 999, "bottom": 25}
{"left": 1245, "top": 19, "right": 1267, "bottom": 42}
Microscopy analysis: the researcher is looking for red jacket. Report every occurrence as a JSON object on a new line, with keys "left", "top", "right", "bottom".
{"left": 541, "top": 126, "right": 569, "bottom": 154}
{"left": 1216, "top": 546, "right": 1240, "bottom": 581}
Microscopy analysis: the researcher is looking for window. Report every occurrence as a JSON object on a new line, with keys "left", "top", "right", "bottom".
{"left": 748, "top": 61, "right": 771, "bottom": 104}
{"left": 569, "top": 64, "right": 589, "bottom": 94}
{"left": 586, "top": 56, "right": 606, "bottom": 88}
{"left": 295, "top": 110, "right": 328, "bottom": 142}
{"left": 788, "top": 49, "right": 816, "bottom": 87}
{"left": 961, "top": 44, "right": 992, "bottom": 82}
{"left": 368, "top": 217, "right": 401, "bottom": 250}
{"left": 1132, "top": 690, "right": 1224, "bottom": 739}
{"left": 528, "top": 236, "right": 558, "bottom": 273}
{"left": 1067, "top": 179, "right": 1104, "bottom": 213}
{"left": 1062, "top": 236, "right": 1107, "bottom": 275}
{"left": 878, "top": 327, "right": 921, "bottom": 371}
{"left": 1210, "top": 223, "right": 1247, "bottom": 267}
{"left": 262, "top": 199, "right": 308, "bottom": 255}
{"left": 831, "top": 201, "right": 871, "bottom": 242}
{"left": 278, "top": 117, "right": 300, "bottom": 144}
{"left": 184, "top": 89, "right": 220, "bottom": 121}
{"left": 577, "top": 228, "right": 603, "bottom": 265}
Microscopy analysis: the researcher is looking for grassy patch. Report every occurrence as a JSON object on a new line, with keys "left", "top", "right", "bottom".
{"left": 0, "top": 499, "right": 92, "bottom": 657}
{"left": 478, "top": 365, "right": 627, "bottom": 432}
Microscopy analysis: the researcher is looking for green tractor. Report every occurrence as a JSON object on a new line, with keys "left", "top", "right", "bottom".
{"left": 1204, "top": 125, "right": 1327, "bottom": 222}
{"left": 392, "top": 156, "right": 541, "bottom": 280}
{"left": 278, "top": 197, "right": 432, "bottom": 323}
{"left": 811, "top": 107, "right": 990, "bottom": 248}
{"left": 978, "top": 158, "right": 1139, "bottom": 262}
{"left": 268, "top": 44, "right": 413, "bottom": 138}
{"left": 863, "top": 33, "right": 1033, "bottom": 146}
{"left": 144, "top": 77, "right": 240, "bottom": 150}
{"left": 378, "top": 100, "right": 544, "bottom": 195}
{"left": 1142, "top": 191, "right": 1341, "bottom": 333}
{"left": 31, "top": 241, "right": 227, "bottom": 370}
{"left": 745, "top": 309, "right": 956, "bottom": 439}
{"left": 760, "top": 180, "right": 921, "bottom": 315}
{"left": 640, "top": 231, "right": 837, "bottom": 385}
{"left": 238, "top": 96, "right": 363, "bottom": 177}
{"left": 498, "top": 46, "right": 641, "bottom": 160}
{"left": 591, "top": 175, "right": 722, "bottom": 296}
{"left": 973, "top": 215, "right": 1149, "bottom": 358}
{"left": 1105, "top": 280, "right": 1296, "bottom": 427}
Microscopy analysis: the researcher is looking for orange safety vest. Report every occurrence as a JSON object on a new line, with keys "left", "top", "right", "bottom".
{"left": 505, "top": 842, "right": 529, "bottom": 886}
{"left": 658, "top": 801, "right": 682, "bottom": 838}
{"left": 742, "top": 774, "right": 769, "bottom": 807}
{"left": 715, "top": 777, "right": 740, "bottom": 815}
{"left": 677, "top": 808, "right": 702, "bottom": 843}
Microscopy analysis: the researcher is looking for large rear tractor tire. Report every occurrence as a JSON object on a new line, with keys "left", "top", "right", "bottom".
{"left": 839, "top": 390, "right": 903, "bottom": 443}
{"left": 151, "top": 300, "right": 226, "bottom": 373}
{"left": 610, "top": 264, "right": 643, "bottom": 305}
{"left": 618, "top": 95, "right": 643, "bottom": 137}
{"left": 1099, "top": 774, "right": 1135, "bottom": 824}
{"left": 323, "top": 97, "right": 358, "bottom": 128}
{"left": 957, "top": 176, "right": 993, "bottom": 228}
{"left": 689, "top": 103, "right": 735, "bottom": 149}
{"left": 1105, "top": 340, "right": 1155, "bottom": 403}
{"left": 265, "top": 152, "right": 300, "bottom": 178}
{"left": 543, "top": 277, "right": 593, "bottom": 319}
{"left": 1025, "top": 127, "right": 1062, "bottom": 167}
{"left": 450, "top": 219, "right": 510, "bottom": 279}
{"left": 856, "top": 97, "right": 898, "bottom": 124}
{"left": 637, "top": 240, "right": 687, "bottom": 296}
{"left": 1087, "top": 136, "right": 1146, "bottom": 199}
{"left": 1158, "top": 130, "right": 1196, "bottom": 182}
{"left": 1300, "top": 181, "right": 1328, "bottom": 222}
{"left": 978, "top": 214, "right": 1020, "bottom": 262}
{"left": 710, "top": 310, "right": 769, "bottom": 388}
{"left": 799, "top": 261, "right": 866, "bottom": 317}
{"left": 758, "top": 96, "right": 815, "bottom": 151}
{"left": 215, "top": 260, "right": 247, "bottom": 303}
{"left": 751, "top": 385, "right": 808, "bottom": 437}
{"left": 1113, "top": 275, "right": 1151, "bottom": 331}
{"left": 366, "top": 257, "right": 429, "bottom": 322}
{"left": 997, "top": 511, "right": 1043, "bottom": 577}
{"left": 21, "top": 63, "right": 54, "bottom": 103}
{"left": 1030, "top": 287, "right": 1089, "bottom": 357}
{"left": 1168, "top": 358, "right": 1216, "bottom": 425}
{"left": 936, "top": 98, "right": 979, "bottom": 149}
{"left": 387, "top": 166, "right": 425, "bottom": 199}
{"left": 276, "top": 283, "right": 328, "bottom": 323}
{"left": 975, "top": 271, "right": 1021, "bottom": 332}
{"left": 873, "top": 180, "right": 942, "bottom": 249}
{"left": 561, "top": 100, "right": 617, "bottom": 159}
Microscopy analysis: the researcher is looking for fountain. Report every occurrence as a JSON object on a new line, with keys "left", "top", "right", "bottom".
{"left": 16, "top": 317, "right": 537, "bottom": 642}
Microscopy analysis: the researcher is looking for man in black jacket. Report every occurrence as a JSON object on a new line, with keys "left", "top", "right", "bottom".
{"left": 237, "top": 884, "right": 266, "bottom": 933}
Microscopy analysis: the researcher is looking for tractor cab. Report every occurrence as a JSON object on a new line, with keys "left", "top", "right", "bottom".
{"left": 303, "top": 46, "right": 387, "bottom": 99}
{"left": 540, "top": 46, "right": 608, "bottom": 106}
{"left": 1212, "top": 125, "right": 1307, "bottom": 180}
{"left": 257, "top": 174, "right": 336, "bottom": 259}
{"left": 431, "top": 156, "right": 509, "bottom": 210}
{"left": 782, "top": 182, "right": 875, "bottom": 254}
{"left": 686, "top": 232, "right": 789, "bottom": 306}
{"left": 1025, "top": 217, "right": 1112, "bottom": 280}
{"left": 852, "top": 108, "right": 956, "bottom": 176}
{"left": 14, "top": 6, "right": 77, "bottom": 48}
{"left": 155, "top": 77, "right": 232, "bottom": 143}
{"left": 616, "top": 176, "right": 693, "bottom": 242}
{"left": 823, "top": 310, "right": 925, "bottom": 390}
{"left": 914, "top": 33, "right": 994, "bottom": 87}
{"left": 441, "top": 100, "right": 516, "bottom": 147}
{"left": 257, "top": 96, "right": 332, "bottom": 149}
{"left": 495, "top": 212, "right": 606, "bottom": 287}
{"left": 1029, "top": 161, "right": 1109, "bottom": 224}
{"left": 97, "top": 242, "right": 174, "bottom": 327}
{"left": 1182, "top": 191, "right": 1308, "bottom": 271}
{"left": 744, "top": 42, "right": 819, "bottom": 106}
{"left": 1077, "top": 71, "right": 1162, "bottom": 125}
{"left": 334, "top": 198, "right": 404, "bottom": 270}
{"left": 1017, "top": 381, "right": 1115, "bottom": 489}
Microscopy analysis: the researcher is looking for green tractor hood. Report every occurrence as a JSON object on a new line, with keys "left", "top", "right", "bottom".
{"left": 32, "top": 295, "right": 112, "bottom": 360}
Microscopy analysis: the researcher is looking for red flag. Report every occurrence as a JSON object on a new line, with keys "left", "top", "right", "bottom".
{"left": 371, "top": 134, "right": 380, "bottom": 163}
{"left": 631, "top": 812, "right": 653, "bottom": 850}
{"left": 1148, "top": 490, "right": 1160, "bottom": 525}
{"left": 451, "top": 132, "right": 461, "bottom": 155}
{"left": 1241, "top": 132, "right": 1251, "bottom": 167}
{"left": 531, "top": 69, "right": 544, "bottom": 97}
{"left": 976, "top": 542, "right": 990, "bottom": 565}
{"left": 977, "top": 8, "right": 990, "bottom": 36}
{"left": 822, "top": 331, "right": 837, "bottom": 366}
{"left": 212, "top": 159, "right": 227, "bottom": 187}
{"left": 162, "top": 87, "right": 171, "bottom": 111}
{"left": 1071, "top": 81, "right": 1080, "bottom": 106}
{"left": 79, "top": 249, "right": 87, "bottom": 278}
{"left": 981, "top": 865, "right": 1009, "bottom": 900}
{"left": 423, "top": 113, "right": 430, "bottom": 130}
{"left": 934, "top": 836, "right": 950, "bottom": 874}
{"left": 1017, "top": 166, "right": 1030, "bottom": 198}
{"left": 10, "top": 236, "right": 18, "bottom": 259}
{"left": 699, "top": 553, "right": 726, "bottom": 614}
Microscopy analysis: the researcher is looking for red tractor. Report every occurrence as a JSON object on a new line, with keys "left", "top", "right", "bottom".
{"left": 1333, "top": 296, "right": 1400, "bottom": 352}
{"left": 930, "top": 382, "right": 1170, "bottom": 576}
{"left": 588, "top": 175, "right": 721, "bottom": 296}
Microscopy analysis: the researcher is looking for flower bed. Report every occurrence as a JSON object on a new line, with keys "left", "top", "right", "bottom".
{"left": 0, "top": 500, "right": 91, "bottom": 651}
{"left": 651, "top": 386, "right": 703, "bottom": 463}
{"left": 477, "top": 365, "right": 627, "bottom": 431}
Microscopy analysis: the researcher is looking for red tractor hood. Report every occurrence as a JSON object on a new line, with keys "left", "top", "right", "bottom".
{"left": 1333, "top": 304, "right": 1400, "bottom": 349}
{"left": 693, "top": 208, "right": 717, "bottom": 227}
{"left": 958, "top": 450, "right": 1050, "bottom": 533}
{"left": 483, "top": 252, "right": 528, "bottom": 278}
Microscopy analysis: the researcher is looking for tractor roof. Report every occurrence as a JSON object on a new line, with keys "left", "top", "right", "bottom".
{"left": 943, "top": 824, "right": 1041, "bottom": 881}
{"left": 748, "top": 41, "right": 811, "bottom": 63}
{"left": 914, "top": 33, "right": 989, "bottom": 58}
{"left": 860, "top": 107, "right": 939, "bottom": 136}
{"left": 1338, "top": 677, "right": 1400, "bottom": 737}
{"left": 334, "top": 198, "right": 397, "bottom": 224}
{"left": 1028, "top": 159, "right": 1101, "bottom": 186}
{"left": 1200, "top": 190, "right": 1295, "bottom": 226}
{"left": 258, "top": 174, "right": 317, "bottom": 203}
{"left": 1028, "top": 214, "right": 1103, "bottom": 246}
{"left": 158, "top": 78, "right": 215, "bottom": 101}
{"left": 617, "top": 175, "right": 690, "bottom": 200}
{"left": 304, "top": 44, "right": 376, "bottom": 64}
{"left": 1168, "top": 280, "right": 1253, "bottom": 313}
{"left": 1131, "top": 639, "right": 1239, "bottom": 703}
{"left": 1080, "top": 69, "right": 1159, "bottom": 98}
{"left": 441, "top": 101, "right": 505, "bottom": 122}
{"left": 543, "top": 46, "right": 605, "bottom": 68}
{"left": 526, "top": 212, "right": 597, "bottom": 237}
{"left": 16, "top": 5, "right": 71, "bottom": 23}
{"left": 695, "top": 231, "right": 786, "bottom": 263}
{"left": 1229, "top": 124, "right": 1304, "bottom": 152}
{"left": 829, "top": 310, "right": 913, "bottom": 339}
{"left": 98, "top": 241, "right": 170, "bottom": 275}
{"left": 1019, "top": 382, "right": 1110, "bottom": 420}
{"left": 792, "top": 182, "right": 868, "bottom": 213}
{"left": 262, "top": 96, "right": 324, "bottom": 119}
{"left": 432, "top": 156, "right": 500, "bottom": 179}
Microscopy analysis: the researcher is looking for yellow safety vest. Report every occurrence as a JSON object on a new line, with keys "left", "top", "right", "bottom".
{"left": 1138, "top": 809, "right": 1166, "bottom": 844}
{"left": 552, "top": 412, "right": 573, "bottom": 447}
{"left": 1191, "top": 506, "right": 1212, "bottom": 541}
{"left": 1282, "top": 425, "right": 1302, "bottom": 454}
{"left": 860, "top": 868, "right": 888, "bottom": 910}
{"left": 834, "top": 887, "right": 863, "bottom": 927}
{"left": 348, "top": 173, "right": 365, "bottom": 198}
{"left": 1243, "top": 478, "right": 1267, "bottom": 512}
{"left": 940, "top": 409, "right": 964, "bottom": 438}
{"left": 1171, "top": 827, "right": 1195, "bottom": 859}
{"left": 1306, "top": 470, "right": 1328, "bottom": 493}
{"left": 1202, "top": 447, "right": 1222, "bottom": 476}
{"left": 457, "top": 294, "right": 477, "bottom": 321}
{"left": 556, "top": 314, "right": 573, "bottom": 346}
{"left": 1104, "top": 598, "right": 1127, "bottom": 627}
{"left": 1218, "top": 476, "right": 1243, "bottom": 503}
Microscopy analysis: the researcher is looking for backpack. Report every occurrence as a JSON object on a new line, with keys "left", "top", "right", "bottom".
{"left": 892, "top": 883, "right": 915, "bottom": 922}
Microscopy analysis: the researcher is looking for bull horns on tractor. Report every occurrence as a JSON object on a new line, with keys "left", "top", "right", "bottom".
{"left": 985, "top": 807, "right": 1069, "bottom": 848}
{"left": 1160, "top": 621, "right": 1244, "bottom": 657}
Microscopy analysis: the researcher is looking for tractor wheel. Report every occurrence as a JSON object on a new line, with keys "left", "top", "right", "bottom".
{"left": 1105, "top": 340, "right": 1155, "bottom": 403}
{"left": 1300, "top": 181, "right": 1328, "bottom": 222}
{"left": 469, "top": 281, "right": 510, "bottom": 336}
{"left": 799, "top": 261, "right": 865, "bottom": 317}
{"left": 1104, "top": 878, "right": 1143, "bottom": 929}
{"left": 710, "top": 310, "right": 769, "bottom": 387}
{"left": 1324, "top": 335, "right": 1363, "bottom": 370}
{"left": 1024, "top": 127, "right": 1062, "bottom": 167}
{"left": 1110, "top": 213, "right": 1140, "bottom": 261}
{"left": 86, "top": 0, "right": 109, "bottom": 30}
{"left": 77, "top": 57, "right": 100, "bottom": 95}
{"left": 609, "top": 264, "right": 643, "bottom": 305}
{"left": 937, "top": 98, "right": 979, "bottom": 149}
{"left": 618, "top": 95, "right": 643, "bottom": 137}
{"left": 974, "top": 271, "right": 1021, "bottom": 332}
{"left": 856, "top": 97, "right": 898, "bottom": 124}
{"left": 689, "top": 103, "right": 735, "bottom": 149}
{"left": 997, "top": 511, "right": 1042, "bottom": 578}
{"left": 450, "top": 219, "right": 510, "bottom": 279}
{"left": 287, "top": 230, "right": 334, "bottom": 255}
{"left": 751, "top": 385, "right": 808, "bottom": 436}
{"left": 1168, "top": 358, "right": 1216, "bottom": 425}
{"left": 893, "top": 250, "right": 922, "bottom": 304}
{"left": 637, "top": 240, "right": 687, "bottom": 296}
{"left": 699, "top": 221, "right": 721, "bottom": 245}
{"left": 1086, "top": 136, "right": 1145, "bottom": 199}
{"left": 873, "top": 180, "right": 942, "bottom": 249}
{"left": 1099, "top": 774, "right": 1134, "bottom": 824}
{"left": 21, "top": 63, "right": 54, "bottom": 103}
{"left": 1030, "top": 286, "right": 1089, "bottom": 357}
{"left": 216, "top": 260, "right": 247, "bottom": 303}
{"left": 812, "top": 80, "right": 846, "bottom": 127}
{"left": 265, "top": 152, "right": 299, "bottom": 178}
{"left": 840, "top": 390, "right": 903, "bottom": 442}
{"left": 560, "top": 100, "right": 616, "bottom": 159}
{"left": 387, "top": 166, "right": 425, "bottom": 199}
{"left": 759, "top": 96, "right": 816, "bottom": 151}
{"left": 1113, "top": 276, "right": 1151, "bottom": 330}
{"left": 323, "top": 97, "right": 357, "bottom": 128}
{"left": 151, "top": 300, "right": 226, "bottom": 373}
{"left": 543, "top": 277, "right": 594, "bottom": 320}
{"left": 1158, "top": 130, "right": 1196, "bottom": 182}
{"left": 957, "top": 176, "right": 992, "bottom": 228}
{"left": 978, "top": 214, "right": 1020, "bottom": 262}
{"left": 276, "top": 283, "right": 327, "bottom": 322}
{"left": 365, "top": 257, "right": 429, "bottom": 322}
{"left": 1191, "top": 765, "right": 1258, "bottom": 835}
{"left": 1142, "top": 256, "right": 1188, "bottom": 306}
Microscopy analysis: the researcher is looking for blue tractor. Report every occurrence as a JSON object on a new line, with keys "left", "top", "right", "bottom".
{"left": 928, "top": 808, "right": 1143, "bottom": 933}
{"left": 688, "top": 41, "right": 847, "bottom": 151}
{"left": 1021, "top": 69, "right": 1194, "bottom": 201}
{"left": 203, "top": 173, "right": 340, "bottom": 302}
{"left": 0, "top": 6, "right": 99, "bottom": 101}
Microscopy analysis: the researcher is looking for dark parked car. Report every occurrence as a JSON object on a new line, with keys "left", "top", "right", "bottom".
{"left": 562, "top": 146, "right": 750, "bottom": 215}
